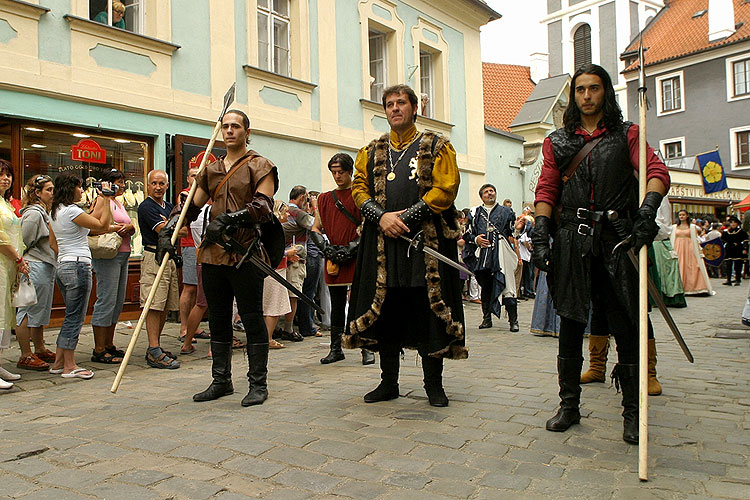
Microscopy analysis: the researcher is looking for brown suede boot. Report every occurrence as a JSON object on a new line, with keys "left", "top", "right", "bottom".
{"left": 648, "top": 338, "right": 662, "bottom": 396}
{"left": 580, "top": 335, "right": 608, "bottom": 383}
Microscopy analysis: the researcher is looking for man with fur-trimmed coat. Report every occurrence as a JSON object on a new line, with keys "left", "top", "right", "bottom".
{"left": 346, "top": 84, "right": 466, "bottom": 407}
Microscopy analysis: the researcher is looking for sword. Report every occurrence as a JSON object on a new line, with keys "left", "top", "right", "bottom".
{"left": 401, "top": 231, "right": 474, "bottom": 277}
{"left": 609, "top": 211, "right": 694, "bottom": 363}
{"left": 216, "top": 232, "right": 324, "bottom": 315}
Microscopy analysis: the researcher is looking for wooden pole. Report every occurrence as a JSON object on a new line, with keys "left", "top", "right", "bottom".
{"left": 637, "top": 43, "right": 649, "bottom": 482}
{"left": 111, "top": 84, "right": 235, "bottom": 393}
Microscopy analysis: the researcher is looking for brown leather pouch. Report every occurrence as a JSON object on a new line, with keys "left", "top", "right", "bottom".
{"left": 326, "top": 260, "right": 340, "bottom": 276}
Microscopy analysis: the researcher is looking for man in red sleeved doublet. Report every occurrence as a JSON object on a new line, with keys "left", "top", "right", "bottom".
{"left": 531, "top": 65, "right": 670, "bottom": 445}
{"left": 310, "top": 153, "right": 375, "bottom": 366}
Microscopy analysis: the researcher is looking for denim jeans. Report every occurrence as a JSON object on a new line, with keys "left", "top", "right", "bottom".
{"left": 16, "top": 260, "right": 55, "bottom": 328}
{"left": 297, "top": 253, "right": 322, "bottom": 335}
{"left": 56, "top": 261, "right": 92, "bottom": 350}
{"left": 91, "top": 252, "right": 130, "bottom": 327}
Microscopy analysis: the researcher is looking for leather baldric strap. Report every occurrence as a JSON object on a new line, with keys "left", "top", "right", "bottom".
{"left": 212, "top": 151, "right": 257, "bottom": 200}
{"left": 561, "top": 135, "right": 605, "bottom": 184}
{"left": 331, "top": 190, "right": 361, "bottom": 226}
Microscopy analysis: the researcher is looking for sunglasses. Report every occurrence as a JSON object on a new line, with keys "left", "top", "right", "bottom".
{"left": 34, "top": 175, "right": 52, "bottom": 186}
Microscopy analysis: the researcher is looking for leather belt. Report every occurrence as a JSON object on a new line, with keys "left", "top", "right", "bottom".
{"left": 143, "top": 246, "right": 156, "bottom": 253}
{"left": 561, "top": 206, "right": 633, "bottom": 224}
{"left": 58, "top": 255, "right": 92, "bottom": 264}
{"left": 560, "top": 220, "right": 594, "bottom": 237}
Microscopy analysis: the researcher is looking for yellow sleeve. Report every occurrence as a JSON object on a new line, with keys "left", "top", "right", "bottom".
{"left": 352, "top": 146, "right": 372, "bottom": 209}
{"left": 0, "top": 217, "right": 11, "bottom": 247}
{"left": 422, "top": 141, "right": 460, "bottom": 213}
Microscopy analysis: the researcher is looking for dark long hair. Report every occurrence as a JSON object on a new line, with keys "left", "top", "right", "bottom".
{"left": 563, "top": 64, "right": 623, "bottom": 134}
{"left": 51, "top": 172, "right": 82, "bottom": 220}
{"left": 0, "top": 159, "right": 14, "bottom": 201}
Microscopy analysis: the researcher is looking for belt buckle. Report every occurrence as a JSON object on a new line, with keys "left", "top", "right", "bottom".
{"left": 577, "top": 223, "right": 592, "bottom": 236}
{"left": 576, "top": 207, "right": 588, "bottom": 220}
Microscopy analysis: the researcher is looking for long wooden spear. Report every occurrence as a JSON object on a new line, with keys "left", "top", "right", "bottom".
{"left": 111, "top": 83, "right": 236, "bottom": 393}
{"left": 637, "top": 39, "right": 649, "bottom": 482}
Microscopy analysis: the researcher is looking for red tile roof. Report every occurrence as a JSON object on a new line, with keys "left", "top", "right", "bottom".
{"left": 482, "top": 63, "right": 536, "bottom": 132}
{"left": 624, "top": 0, "right": 750, "bottom": 71}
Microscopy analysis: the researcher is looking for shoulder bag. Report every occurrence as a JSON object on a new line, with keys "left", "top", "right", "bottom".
{"left": 88, "top": 201, "right": 122, "bottom": 259}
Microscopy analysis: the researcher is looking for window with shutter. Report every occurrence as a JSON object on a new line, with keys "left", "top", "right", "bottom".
{"left": 573, "top": 24, "right": 591, "bottom": 70}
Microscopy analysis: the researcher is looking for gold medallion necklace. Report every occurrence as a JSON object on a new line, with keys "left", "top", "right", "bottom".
{"left": 387, "top": 133, "right": 420, "bottom": 181}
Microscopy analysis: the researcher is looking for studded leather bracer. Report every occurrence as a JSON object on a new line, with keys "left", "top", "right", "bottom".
{"left": 360, "top": 198, "right": 385, "bottom": 224}
{"left": 398, "top": 199, "right": 432, "bottom": 231}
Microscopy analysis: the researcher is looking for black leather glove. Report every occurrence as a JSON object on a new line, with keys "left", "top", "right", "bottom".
{"left": 169, "top": 198, "right": 202, "bottom": 224}
{"left": 531, "top": 215, "right": 553, "bottom": 273}
{"left": 310, "top": 231, "right": 331, "bottom": 255}
{"left": 156, "top": 214, "right": 179, "bottom": 263}
{"left": 205, "top": 192, "right": 274, "bottom": 246}
{"left": 360, "top": 199, "right": 385, "bottom": 224}
{"left": 399, "top": 199, "right": 432, "bottom": 231}
{"left": 629, "top": 191, "right": 663, "bottom": 250}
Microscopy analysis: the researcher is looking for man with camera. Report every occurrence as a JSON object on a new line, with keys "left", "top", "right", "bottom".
{"left": 278, "top": 186, "right": 319, "bottom": 341}
{"left": 311, "top": 153, "right": 375, "bottom": 365}
{"left": 138, "top": 169, "right": 185, "bottom": 369}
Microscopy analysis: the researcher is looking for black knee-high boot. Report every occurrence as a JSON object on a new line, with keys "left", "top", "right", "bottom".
{"left": 546, "top": 356, "right": 583, "bottom": 431}
{"left": 241, "top": 343, "right": 268, "bottom": 406}
{"left": 320, "top": 326, "right": 345, "bottom": 364}
{"left": 479, "top": 300, "right": 492, "bottom": 329}
{"left": 506, "top": 301, "right": 519, "bottom": 332}
{"left": 422, "top": 355, "right": 448, "bottom": 407}
{"left": 364, "top": 348, "right": 399, "bottom": 403}
{"left": 193, "top": 341, "right": 234, "bottom": 402}
{"left": 612, "top": 363, "right": 639, "bottom": 444}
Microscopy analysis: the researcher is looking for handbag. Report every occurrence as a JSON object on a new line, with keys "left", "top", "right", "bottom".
{"left": 88, "top": 232, "right": 123, "bottom": 259}
{"left": 12, "top": 274, "right": 37, "bottom": 308}
{"left": 88, "top": 202, "right": 123, "bottom": 259}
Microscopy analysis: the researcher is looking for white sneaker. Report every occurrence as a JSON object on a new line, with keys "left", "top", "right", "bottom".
{"left": 0, "top": 366, "right": 21, "bottom": 381}
{"left": 0, "top": 377, "right": 13, "bottom": 390}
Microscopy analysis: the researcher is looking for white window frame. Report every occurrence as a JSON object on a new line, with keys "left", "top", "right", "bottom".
{"left": 90, "top": 0, "right": 144, "bottom": 34}
{"left": 730, "top": 125, "right": 750, "bottom": 170}
{"left": 659, "top": 137, "right": 686, "bottom": 159}
{"left": 368, "top": 29, "right": 388, "bottom": 102}
{"left": 419, "top": 50, "right": 434, "bottom": 118}
{"left": 655, "top": 70, "right": 685, "bottom": 116}
{"left": 257, "top": 0, "right": 290, "bottom": 77}
{"left": 725, "top": 52, "right": 750, "bottom": 102}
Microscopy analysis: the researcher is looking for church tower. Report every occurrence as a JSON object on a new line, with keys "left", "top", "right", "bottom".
{"left": 544, "top": 0, "right": 664, "bottom": 117}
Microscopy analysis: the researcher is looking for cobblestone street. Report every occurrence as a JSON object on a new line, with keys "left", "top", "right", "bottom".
{"left": 1, "top": 277, "right": 748, "bottom": 500}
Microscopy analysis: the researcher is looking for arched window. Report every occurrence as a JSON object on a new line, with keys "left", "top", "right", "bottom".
{"left": 573, "top": 24, "right": 592, "bottom": 70}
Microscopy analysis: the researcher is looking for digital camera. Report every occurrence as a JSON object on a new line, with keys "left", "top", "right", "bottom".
{"left": 92, "top": 181, "right": 118, "bottom": 196}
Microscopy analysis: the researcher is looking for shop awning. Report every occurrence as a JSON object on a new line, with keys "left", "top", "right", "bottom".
{"left": 734, "top": 193, "right": 750, "bottom": 212}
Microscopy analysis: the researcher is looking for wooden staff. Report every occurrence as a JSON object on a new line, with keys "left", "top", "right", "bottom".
{"left": 111, "top": 83, "right": 236, "bottom": 393}
{"left": 637, "top": 40, "right": 649, "bottom": 481}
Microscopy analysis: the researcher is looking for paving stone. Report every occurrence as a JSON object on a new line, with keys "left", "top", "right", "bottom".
{"left": 512, "top": 462, "right": 564, "bottom": 479}
{"left": 221, "top": 455, "right": 285, "bottom": 479}
{"left": 412, "top": 431, "right": 467, "bottom": 449}
{"left": 428, "top": 463, "right": 481, "bottom": 481}
{"left": 704, "top": 481, "right": 750, "bottom": 499}
{"left": 168, "top": 444, "right": 235, "bottom": 464}
{"left": 115, "top": 469, "right": 172, "bottom": 486}
{"left": 0, "top": 473, "right": 39, "bottom": 497}
{"left": 330, "top": 479, "right": 390, "bottom": 500}
{"left": 366, "top": 451, "right": 431, "bottom": 473}
{"left": 13, "top": 487, "right": 93, "bottom": 500}
{"left": 320, "top": 459, "right": 389, "bottom": 482}
{"left": 384, "top": 472, "right": 431, "bottom": 489}
{"left": 0, "top": 457, "right": 55, "bottom": 477}
{"left": 84, "top": 482, "right": 160, "bottom": 500}
{"left": 153, "top": 476, "right": 224, "bottom": 499}
{"left": 425, "top": 477, "right": 478, "bottom": 498}
{"left": 478, "top": 471, "right": 532, "bottom": 490}
{"left": 273, "top": 468, "right": 342, "bottom": 493}
{"left": 37, "top": 468, "right": 108, "bottom": 489}
{"left": 305, "top": 439, "right": 375, "bottom": 461}
{"left": 261, "top": 446, "right": 328, "bottom": 469}
{"left": 218, "top": 437, "right": 275, "bottom": 456}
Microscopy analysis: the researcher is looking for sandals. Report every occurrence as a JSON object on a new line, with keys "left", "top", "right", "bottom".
{"left": 105, "top": 346, "right": 125, "bottom": 358}
{"left": 34, "top": 349, "right": 56, "bottom": 363}
{"left": 91, "top": 349, "right": 122, "bottom": 364}
{"left": 194, "top": 330, "right": 211, "bottom": 340}
{"left": 232, "top": 336, "right": 246, "bottom": 349}
{"left": 61, "top": 368, "right": 94, "bottom": 379}
{"left": 180, "top": 345, "right": 196, "bottom": 355}
{"left": 145, "top": 350, "right": 180, "bottom": 369}
{"left": 17, "top": 354, "right": 50, "bottom": 371}
{"left": 178, "top": 335, "right": 198, "bottom": 344}
{"left": 269, "top": 339, "right": 285, "bottom": 349}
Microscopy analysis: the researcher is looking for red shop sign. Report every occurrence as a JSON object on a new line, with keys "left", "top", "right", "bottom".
{"left": 188, "top": 151, "right": 217, "bottom": 168}
{"left": 71, "top": 139, "right": 107, "bottom": 164}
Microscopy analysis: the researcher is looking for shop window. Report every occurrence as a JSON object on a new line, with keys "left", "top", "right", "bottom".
{"left": 420, "top": 51, "right": 434, "bottom": 118}
{"left": 258, "top": 0, "right": 290, "bottom": 76}
{"left": 369, "top": 30, "right": 388, "bottom": 102}
{"left": 21, "top": 125, "right": 149, "bottom": 256}
{"left": 89, "top": 0, "right": 143, "bottom": 34}
{"left": 573, "top": 24, "right": 591, "bottom": 70}
{"left": 0, "top": 124, "right": 9, "bottom": 164}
